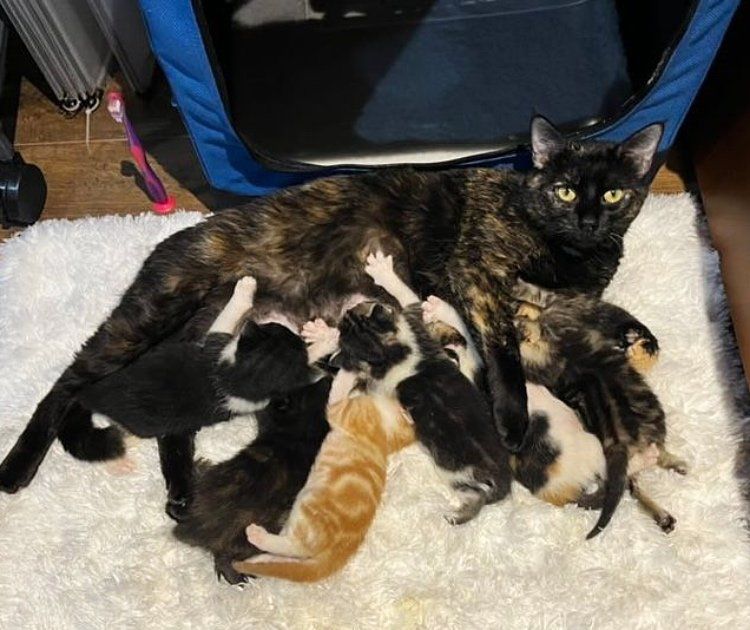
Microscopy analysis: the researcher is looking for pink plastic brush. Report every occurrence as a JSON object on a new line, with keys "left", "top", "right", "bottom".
{"left": 107, "top": 91, "right": 176, "bottom": 215}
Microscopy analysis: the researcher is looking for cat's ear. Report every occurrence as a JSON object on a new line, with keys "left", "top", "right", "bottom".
{"left": 618, "top": 123, "right": 663, "bottom": 178}
{"left": 530, "top": 115, "right": 566, "bottom": 168}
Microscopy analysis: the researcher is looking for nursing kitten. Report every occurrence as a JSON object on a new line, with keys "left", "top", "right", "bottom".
{"left": 512, "top": 280, "right": 686, "bottom": 537}
{"left": 339, "top": 252, "right": 511, "bottom": 524}
{"left": 232, "top": 367, "right": 416, "bottom": 582}
{"left": 1, "top": 116, "right": 663, "bottom": 495}
{"left": 513, "top": 383, "right": 605, "bottom": 507}
{"left": 77, "top": 277, "right": 325, "bottom": 518}
{"left": 420, "top": 295, "right": 606, "bottom": 510}
{"left": 173, "top": 377, "right": 331, "bottom": 585}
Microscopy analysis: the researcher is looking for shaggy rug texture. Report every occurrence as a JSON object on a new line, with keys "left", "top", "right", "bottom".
{"left": 1, "top": 195, "right": 749, "bottom": 629}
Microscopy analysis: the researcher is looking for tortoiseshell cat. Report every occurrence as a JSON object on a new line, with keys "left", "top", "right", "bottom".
{"left": 0, "top": 116, "right": 662, "bottom": 495}
{"left": 232, "top": 363, "right": 415, "bottom": 582}
{"left": 512, "top": 280, "right": 687, "bottom": 537}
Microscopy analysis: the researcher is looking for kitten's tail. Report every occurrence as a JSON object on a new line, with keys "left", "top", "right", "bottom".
{"left": 231, "top": 548, "right": 348, "bottom": 583}
{"left": 57, "top": 401, "right": 126, "bottom": 462}
{"left": 586, "top": 442, "right": 628, "bottom": 539}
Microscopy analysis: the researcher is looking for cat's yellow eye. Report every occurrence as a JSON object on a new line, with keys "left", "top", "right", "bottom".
{"left": 602, "top": 189, "right": 625, "bottom": 204}
{"left": 555, "top": 186, "right": 577, "bottom": 203}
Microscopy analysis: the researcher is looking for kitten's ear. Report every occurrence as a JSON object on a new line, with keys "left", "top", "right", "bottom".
{"left": 530, "top": 115, "right": 566, "bottom": 168}
{"left": 618, "top": 123, "right": 663, "bottom": 178}
{"left": 308, "top": 366, "right": 328, "bottom": 384}
{"left": 328, "top": 350, "right": 346, "bottom": 369}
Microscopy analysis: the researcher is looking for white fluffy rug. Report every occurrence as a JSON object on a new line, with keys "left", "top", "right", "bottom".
{"left": 1, "top": 196, "right": 749, "bottom": 629}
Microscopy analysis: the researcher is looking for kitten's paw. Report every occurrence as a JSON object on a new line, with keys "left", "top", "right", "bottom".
{"left": 303, "top": 318, "right": 340, "bottom": 358}
{"left": 165, "top": 496, "right": 190, "bottom": 523}
{"left": 233, "top": 276, "right": 258, "bottom": 305}
{"left": 657, "top": 513, "right": 676, "bottom": 534}
{"left": 302, "top": 318, "right": 334, "bottom": 343}
{"left": 421, "top": 295, "right": 445, "bottom": 323}
{"left": 214, "top": 556, "right": 249, "bottom": 585}
{"left": 245, "top": 523, "right": 270, "bottom": 547}
{"left": 443, "top": 502, "right": 482, "bottom": 526}
{"left": 658, "top": 450, "right": 688, "bottom": 475}
{"left": 364, "top": 250, "right": 395, "bottom": 286}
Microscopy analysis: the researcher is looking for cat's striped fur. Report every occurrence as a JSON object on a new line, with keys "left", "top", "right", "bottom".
{"left": 232, "top": 384, "right": 414, "bottom": 582}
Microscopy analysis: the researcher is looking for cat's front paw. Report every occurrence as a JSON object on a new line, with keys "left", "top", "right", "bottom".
{"left": 364, "top": 250, "right": 395, "bottom": 287}
{"left": 233, "top": 276, "right": 258, "bottom": 306}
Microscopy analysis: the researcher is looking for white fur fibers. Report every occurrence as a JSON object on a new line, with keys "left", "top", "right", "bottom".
{"left": 0, "top": 198, "right": 749, "bottom": 629}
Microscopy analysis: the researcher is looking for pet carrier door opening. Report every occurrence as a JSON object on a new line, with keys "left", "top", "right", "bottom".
{"left": 197, "top": 0, "right": 693, "bottom": 168}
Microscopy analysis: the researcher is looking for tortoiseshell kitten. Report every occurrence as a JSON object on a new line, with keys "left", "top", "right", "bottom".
{"left": 512, "top": 280, "right": 687, "bottom": 537}
{"left": 420, "top": 295, "right": 607, "bottom": 513}
{"left": 173, "top": 377, "right": 331, "bottom": 585}
{"left": 0, "top": 116, "right": 662, "bottom": 496}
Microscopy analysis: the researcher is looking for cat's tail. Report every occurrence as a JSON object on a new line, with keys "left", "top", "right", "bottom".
{"left": 586, "top": 442, "right": 628, "bottom": 539}
{"left": 231, "top": 548, "right": 348, "bottom": 583}
{"left": 57, "top": 401, "right": 126, "bottom": 462}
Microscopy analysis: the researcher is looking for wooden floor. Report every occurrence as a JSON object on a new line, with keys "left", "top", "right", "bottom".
{"left": 1, "top": 78, "right": 690, "bottom": 242}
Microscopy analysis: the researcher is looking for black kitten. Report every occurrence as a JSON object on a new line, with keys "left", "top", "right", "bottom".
{"left": 332, "top": 252, "right": 511, "bottom": 524}
{"left": 173, "top": 377, "right": 330, "bottom": 585}
{"left": 75, "top": 277, "right": 323, "bottom": 518}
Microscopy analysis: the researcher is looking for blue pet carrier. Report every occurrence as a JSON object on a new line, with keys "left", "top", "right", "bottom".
{"left": 138, "top": 0, "right": 739, "bottom": 195}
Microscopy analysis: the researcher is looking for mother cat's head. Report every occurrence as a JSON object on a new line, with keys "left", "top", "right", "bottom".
{"left": 523, "top": 116, "right": 663, "bottom": 250}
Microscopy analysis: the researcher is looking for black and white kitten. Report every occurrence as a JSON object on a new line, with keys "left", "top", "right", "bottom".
{"left": 331, "top": 252, "right": 511, "bottom": 524}
{"left": 512, "top": 280, "right": 687, "bottom": 537}
{"left": 76, "top": 277, "right": 328, "bottom": 518}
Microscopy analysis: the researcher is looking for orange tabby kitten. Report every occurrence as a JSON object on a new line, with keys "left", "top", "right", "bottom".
{"left": 232, "top": 367, "right": 415, "bottom": 582}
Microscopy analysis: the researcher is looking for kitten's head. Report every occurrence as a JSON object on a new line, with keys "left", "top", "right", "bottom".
{"left": 523, "top": 116, "right": 663, "bottom": 250}
{"left": 257, "top": 376, "right": 331, "bottom": 442}
{"left": 224, "top": 322, "right": 323, "bottom": 400}
{"left": 332, "top": 301, "right": 410, "bottom": 378}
